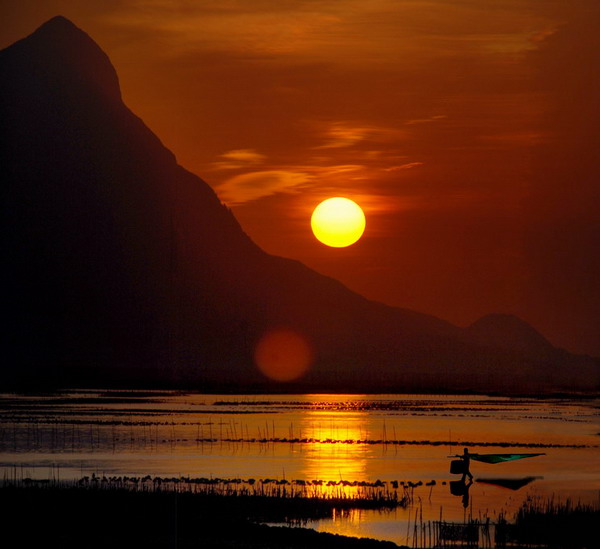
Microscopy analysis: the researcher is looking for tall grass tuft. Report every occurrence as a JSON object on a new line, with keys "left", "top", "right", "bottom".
{"left": 496, "top": 496, "right": 599, "bottom": 548}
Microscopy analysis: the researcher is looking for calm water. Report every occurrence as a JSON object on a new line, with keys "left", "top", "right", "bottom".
{"left": 1, "top": 391, "right": 598, "bottom": 545}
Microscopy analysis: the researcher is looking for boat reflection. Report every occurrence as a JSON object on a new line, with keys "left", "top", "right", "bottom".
{"left": 450, "top": 476, "right": 542, "bottom": 509}
{"left": 476, "top": 476, "right": 542, "bottom": 491}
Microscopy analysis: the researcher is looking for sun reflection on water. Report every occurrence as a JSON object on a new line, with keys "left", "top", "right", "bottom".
{"left": 294, "top": 396, "right": 372, "bottom": 497}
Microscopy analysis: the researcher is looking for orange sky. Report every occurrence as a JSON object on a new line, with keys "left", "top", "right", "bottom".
{"left": 2, "top": 1, "right": 599, "bottom": 355}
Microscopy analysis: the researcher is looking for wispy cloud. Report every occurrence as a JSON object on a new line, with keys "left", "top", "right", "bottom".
{"left": 316, "top": 123, "right": 372, "bottom": 149}
{"left": 478, "top": 132, "right": 546, "bottom": 145}
{"left": 315, "top": 121, "right": 405, "bottom": 149}
{"left": 216, "top": 170, "right": 312, "bottom": 203}
{"left": 384, "top": 162, "right": 424, "bottom": 172}
{"left": 317, "top": 164, "right": 364, "bottom": 175}
{"left": 102, "top": 0, "right": 545, "bottom": 66}
{"left": 405, "top": 115, "right": 447, "bottom": 125}
{"left": 212, "top": 148, "right": 267, "bottom": 170}
{"left": 215, "top": 163, "right": 368, "bottom": 204}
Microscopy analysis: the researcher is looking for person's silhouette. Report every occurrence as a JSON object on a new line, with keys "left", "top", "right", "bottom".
{"left": 461, "top": 447, "right": 474, "bottom": 482}
{"left": 449, "top": 477, "right": 473, "bottom": 508}
{"left": 461, "top": 478, "right": 473, "bottom": 508}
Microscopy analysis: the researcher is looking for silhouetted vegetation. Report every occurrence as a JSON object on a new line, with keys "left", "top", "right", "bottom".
{"left": 0, "top": 482, "right": 404, "bottom": 548}
{"left": 496, "top": 497, "right": 599, "bottom": 548}
{"left": 4, "top": 475, "right": 411, "bottom": 513}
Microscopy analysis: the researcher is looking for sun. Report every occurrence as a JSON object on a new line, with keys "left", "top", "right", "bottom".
{"left": 311, "top": 197, "right": 366, "bottom": 247}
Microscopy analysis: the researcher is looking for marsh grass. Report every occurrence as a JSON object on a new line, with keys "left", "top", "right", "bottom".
{"left": 0, "top": 480, "right": 405, "bottom": 548}
{"left": 3, "top": 474, "right": 411, "bottom": 520}
{"left": 2, "top": 476, "right": 598, "bottom": 548}
{"left": 495, "top": 496, "right": 599, "bottom": 548}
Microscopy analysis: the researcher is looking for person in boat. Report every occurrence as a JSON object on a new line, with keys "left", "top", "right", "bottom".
{"left": 460, "top": 447, "right": 474, "bottom": 482}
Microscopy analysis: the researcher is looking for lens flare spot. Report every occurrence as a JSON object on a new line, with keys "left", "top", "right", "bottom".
{"left": 254, "top": 328, "right": 313, "bottom": 382}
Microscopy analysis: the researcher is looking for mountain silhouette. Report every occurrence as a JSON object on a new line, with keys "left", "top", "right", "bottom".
{"left": 1, "top": 16, "right": 597, "bottom": 392}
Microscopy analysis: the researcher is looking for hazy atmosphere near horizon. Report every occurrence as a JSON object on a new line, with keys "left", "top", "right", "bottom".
{"left": 2, "top": 0, "right": 599, "bottom": 358}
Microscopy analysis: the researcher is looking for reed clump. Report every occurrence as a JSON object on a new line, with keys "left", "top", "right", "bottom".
{"left": 495, "top": 496, "right": 599, "bottom": 548}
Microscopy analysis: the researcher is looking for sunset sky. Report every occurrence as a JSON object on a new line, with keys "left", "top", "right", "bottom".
{"left": 2, "top": 1, "right": 599, "bottom": 356}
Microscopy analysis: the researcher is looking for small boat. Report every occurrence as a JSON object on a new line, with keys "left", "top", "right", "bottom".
{"left": 448, "top": 452, "right": 545, "bottom": 474}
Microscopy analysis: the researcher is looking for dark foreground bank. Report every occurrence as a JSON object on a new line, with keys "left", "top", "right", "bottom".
{"left": 1, "top": 485, "right": 402, "bottom": 549}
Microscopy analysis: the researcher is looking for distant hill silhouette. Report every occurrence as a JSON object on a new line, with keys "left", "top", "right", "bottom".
{"left": 1, "top": 16, "right": 597, "bottom": 392}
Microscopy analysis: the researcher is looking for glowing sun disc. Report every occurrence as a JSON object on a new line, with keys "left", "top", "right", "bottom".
{"left": 311, "top": 197, "right": 366, "bottom": 247}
